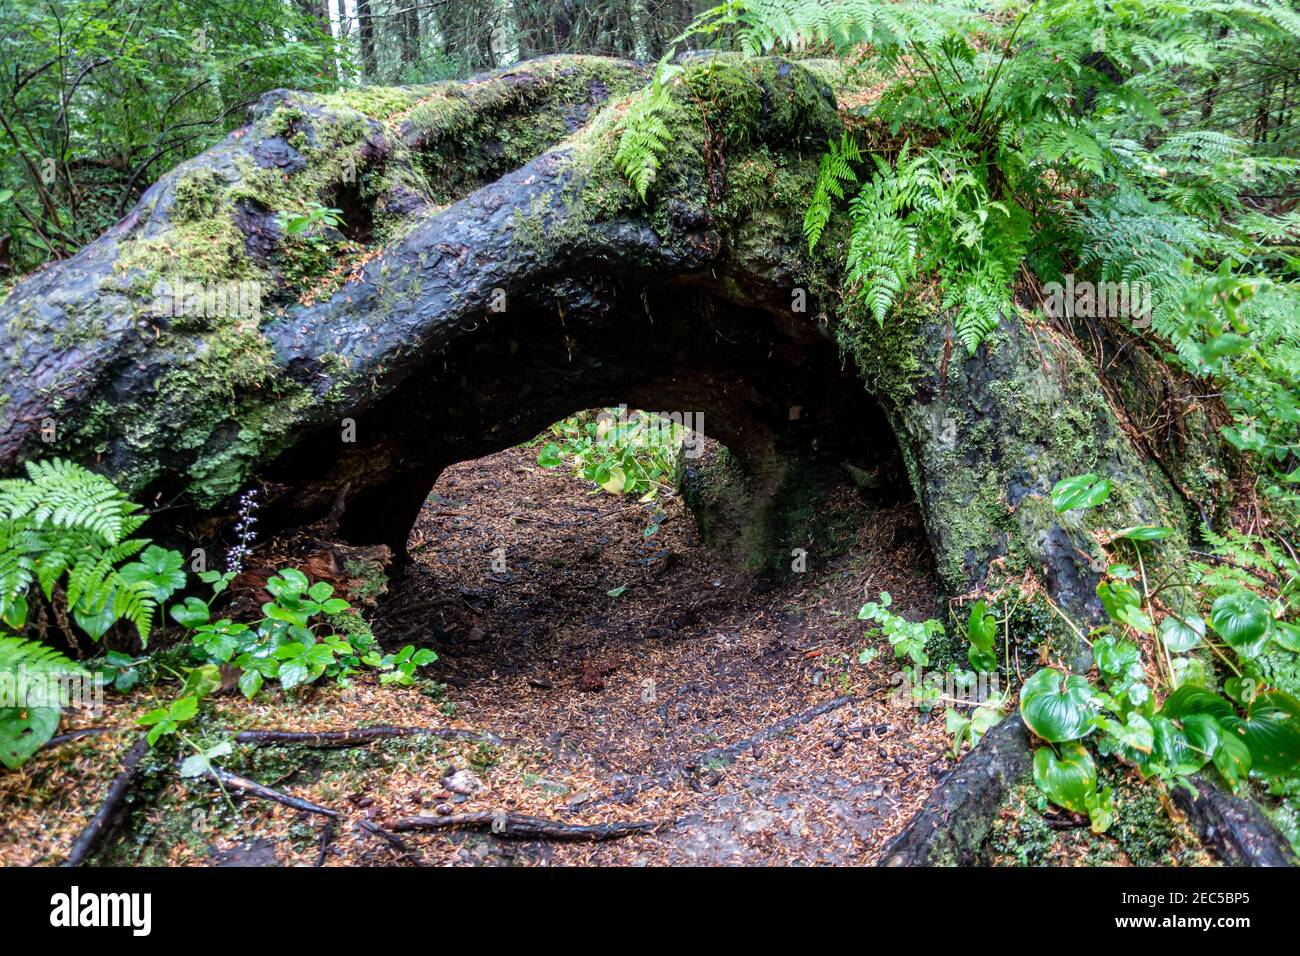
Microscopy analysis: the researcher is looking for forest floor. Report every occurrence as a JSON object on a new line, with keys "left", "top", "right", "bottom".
{"left": 1, "top": 444, "right": 957, "bottom": 866}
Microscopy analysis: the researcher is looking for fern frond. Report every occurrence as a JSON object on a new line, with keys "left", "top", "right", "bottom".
{"left": 804, "top": 132, "right": 862, "bottom": 251}
{"left": 0, "top": 634, "right": 86, "bottom": 678}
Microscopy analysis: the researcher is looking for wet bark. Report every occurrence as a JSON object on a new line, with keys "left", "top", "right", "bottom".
{"left": 0, "top": 53, "right": 1194, "bottom": 634}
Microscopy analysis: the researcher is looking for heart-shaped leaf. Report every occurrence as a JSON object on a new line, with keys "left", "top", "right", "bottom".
{"left": 0, "top": 705, "right": 60, "bottom": 770}
{"left": 1019, "top": 667, "right": 1099, "bottom": 742}
{"left": 1220, "top": 692, "right": 1300, "bottom": 776}
{"left": 1033, "top": 742, "right": 1097, "bottom": 815}
{"left": 1209, "top": 591, "right": 1271, "bottom": 658}
{"left": 1159, "top": 613, "right": 1205, "bottom": 653}
{"left": 966, "top": 600, "right": 997, "bottom": 651}
{"left": 170, "top": 596, "right": 211, "bottom": 630}
{"left": 1159, "top": 685, "right": 1234, "bottom": 721}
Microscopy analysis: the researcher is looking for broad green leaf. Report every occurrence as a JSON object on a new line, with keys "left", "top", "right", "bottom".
{"left": 0, "top": 705, "right": 60, "bottom": 770}
{"left": 238, "top": 669, "right": 263, "bottom": 700}
{"left": 1220, "top": 693, "right": 1300, "bottom": 775}
{"left": 1212, "top": 731, "right": 1251, "bottom": 792}
{"left": 1033, "top": 742, "right": 1097, "bottom": 815}
{"left": 120, "top": 545, "right": 186, "bottom": 602}
{"left": 1160, "top": 685, "right": 1234, "bottom": 721}
{"left": 1052, "top": 474, "right": 1112, "bottom": 513}
{"left": 1099, "top": 711, "right": 1154, "bottom": 753}
{"left": 1159, "top": 613, "right": 1205, "bottom": 653}
{"left": 170, "top": 597, "right": 211, "bottom": 629}
{"left": 1151, "top": 715, "right": 1211, "bottom": 775}
{"left": 1019, "top": 667, "right": 1099, "bottom": 742}
{"left": 1209, "top": 591, "right": 1271, "bottom": 658}
{"left": 1272, "top": 621, "right": 1300, "bottom": 653}
{"left": 966, "top": 599, "right": 996, "bottom": 651}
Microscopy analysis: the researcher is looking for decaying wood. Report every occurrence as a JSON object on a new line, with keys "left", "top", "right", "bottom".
{"left": 1172, "top": 773, "right": 1298, "bottom": 867}
{"left": 390, "top": 811, "right": 660, "bottom": 841}
{"left": 64, "top": 735, "right": 151, "bottom": 866}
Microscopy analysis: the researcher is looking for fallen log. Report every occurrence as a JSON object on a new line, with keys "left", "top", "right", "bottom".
{"left": 390, "top": 811, "right": 660, "bottom": 842}
{"left": 0, "top": 50, "right": 1202, "bottom": 661}
{"left": 1172, "top": 773, "right": 1298, "bottom": 867}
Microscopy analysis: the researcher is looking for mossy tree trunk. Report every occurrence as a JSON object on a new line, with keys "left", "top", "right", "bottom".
{"left": 0, "top": 54, "right": 1201, "bottom": 650}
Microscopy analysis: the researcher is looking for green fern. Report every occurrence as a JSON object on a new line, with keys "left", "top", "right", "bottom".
{"left": 804, "top": 132, "right": 862, "bottom": 252}
{"left": 0, "top": 634, "right": 86, "bottom": 679}
{"left": 613, "top": 62, "right": 681, "bottom": 202}
{"left": 0, "top": 459, "right": 162, "bottom": 642}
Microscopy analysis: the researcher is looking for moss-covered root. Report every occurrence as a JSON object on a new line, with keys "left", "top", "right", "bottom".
{"left": 879, "top": 714, "right": 1034, "bottom": 866}
{"left": 886, "top": 310, "right": 1191, "bottom": 664}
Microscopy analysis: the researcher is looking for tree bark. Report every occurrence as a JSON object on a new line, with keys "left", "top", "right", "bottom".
{"left": 0, "top": 54, "right": 1196, "bottom": 649}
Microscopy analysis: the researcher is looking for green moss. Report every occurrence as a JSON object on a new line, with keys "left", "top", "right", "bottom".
{"left": 321, "top": 84, "right": 435, "bottom": 119}
{"left": 989, "top": 767, "right": 1215, "bottom": 866}
{"left": 171, "top": 167, "right": 227, "bottom": 223}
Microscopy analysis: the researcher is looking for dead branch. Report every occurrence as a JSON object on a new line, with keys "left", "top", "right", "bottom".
{"left": 197, "top": 767, "right": 340, "bottom": 818}
{"left": 356, "top": 819, "right": 427, "bottom": 865}
{"left": 42, "top": 726, "right": 116, "bottom": 749}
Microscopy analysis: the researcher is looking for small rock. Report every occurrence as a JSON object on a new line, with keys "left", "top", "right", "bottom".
{"left": 443, "top": 769, "right": 482, "bottom": 795}
{"left": 435, "top": 803, "right": 455, "bottom": 815}
{"left": 468, "top": 626, "right": 487, "bottom": 642}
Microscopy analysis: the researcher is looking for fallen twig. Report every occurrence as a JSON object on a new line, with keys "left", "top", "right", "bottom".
{"left": 356, "top": 819, "right": 427, "bottom": 865}
{"left": 43, "top": 726, "right": 116, "bottom": 749}
{"left": 233, "top": 725, "right": 508, "bottom": 749}
{"left": 391, "top": 811, "right": 660, "bottom": 842}
{"left": 315, "top": 819, "right": 336, "bottom": 867}
{"left": 65, "top": 735, "right": 151, "bottom": 866}
{"left": 196, "top": 766, "right": 340, "bottom": 818}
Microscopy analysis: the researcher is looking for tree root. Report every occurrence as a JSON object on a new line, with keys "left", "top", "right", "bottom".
{"left": 192, "top": 764, "right": 427, "bottom": 864}
{"left": 64, "top": 735, "right": 150, "bottom": 866}
{"left": 390, "top": 811, "right": 661, "bottom": 842}
{"left": 233, "top": 725, "right": 509, "bottom": 748}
